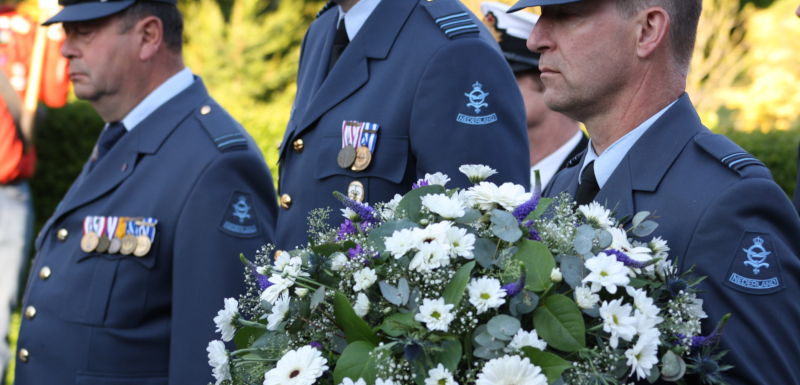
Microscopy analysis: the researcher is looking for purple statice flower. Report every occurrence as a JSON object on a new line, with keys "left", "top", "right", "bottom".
{"left": 340, "top": 196, "right": 379, "bottom": 226}
{"left": 523, "top": 220, "right": 541, "bottom": 241}
{"left": 347, "top": 244, "right": 364, "bottom": 259}
{"left": 256, "top": 274, "right": 272, "bottom": 290}
{"left": 337, "top": 219, "right": 357, "bottom": 241}
{"left": 411, "top": 179, "right": 430, "bottom": 189}
{"left": 502, "top": 275, "right": 525, "bottom": 297}
{"left": 690, "top": 332, "right": 720, "bottom": 349}
{"left": 513, "top": 190, "right": 541, "bottom": 223}
{"left": 309, "top": 341, "right": 324, "bottom": 350}
{"left": 604, "top": 248, "right": 648, "bottom": 269}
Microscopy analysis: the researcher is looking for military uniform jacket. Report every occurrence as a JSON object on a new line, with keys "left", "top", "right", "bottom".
{"left": 15, "top": 79, "right": 278, "bottom": 385}
{"left": 547, "top": 94, "right": 800, "bottom": 385}
{"left": 277, "top": 0, "right": 530, "bottom": 248}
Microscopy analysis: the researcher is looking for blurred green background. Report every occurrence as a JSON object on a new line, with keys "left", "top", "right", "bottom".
{"left": 5, "top": 0, "right": 800, "bottom": 383}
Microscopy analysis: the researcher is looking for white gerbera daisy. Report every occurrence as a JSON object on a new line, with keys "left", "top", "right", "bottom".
{"left": 330, "top": 252, "right": 349, "bottom": 272}
{"left": 574, "top": 286, "right": 600, "bottom": 309}
{"left": 625, "top": 331, "right": 660, "bottom": 380}
{"left": 213, "top": 297, "right": 239, "bottom": 342}
{"left": 577, "top": 202, "right": 614, "bottom": 228}
{"left": 599, "top": 298, "right": 637, "bottom": 348}
{"left": 476, "top": 355, "right": 547, "bottom": 385}
{"left": 468, "top": 277, "right": 507, "bottom": 314}
{"left": 353, "top": 267, "right": 377, "bottom": 292}
{"left": 465, "top": 182, "right": 500, "bottom": 211}
{"left": 494, "top": 183, "right": 531, "bottom": 211}
{"left": 264, "top": 345, "right": 329, "bottom": 385}
{"left": 424, "top": 172, "right": 451, "bottom": 187}
{"left": 459, "top": 164, "right": 498, "bottom": 183}
{"left": 384, "top": 228, "right": 418, "bottom": 259}
{"left": 425, "top": 364, "right": 458, "bottom": 385}
{"left": 422, "top": 193, "right": 466, "bottom": 219}
{"left": 443, "top": 225, "right": 475, "bottom": 259}
{"left": 409, "top": 241, "right": 451, "bottom": 272}
{"left": 415, "top": 298, "right": 455, "bottom": 332}
{"left": 354, "top": 292, "right": 370, "bottom": 317}
{"left": 267, "top": 293, "right": 291, "bottom": 330}
{"left": 340, "top": 378, "right": 367, "bottom": 385}
{"left": 505, "top": 329, "right": 547, "bottom": 353}
{"left": 582, "top": 252, "right": 630, "bottom": 294}
{"left": 207, "top": 340, "right": 231, "bottom": 385}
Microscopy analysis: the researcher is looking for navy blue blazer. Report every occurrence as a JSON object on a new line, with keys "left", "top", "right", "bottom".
{"left": 15, "top": 79, "right": 278, "bottom": 385}
{"left": 276, "top": 0, "right": 530, "bottom": 248}
{"left": 547, "top": 94, "right": 800, "bottom": 385}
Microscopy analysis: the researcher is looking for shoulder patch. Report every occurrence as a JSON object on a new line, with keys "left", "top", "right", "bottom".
{"left": 316, "top": 1, "right": 336, "bottom": 18}
{"left": 196, "top": 102, "right": 248, "bottom": 152}
{"left": 421, "top": 0, "right": 480, "bottom": 39}
{"left": 694, "top": 133, "right": 769, "bottom": 178}
{"left": 724, "top": 232, "right": 784, "bottom": 295}
{"left": 220, "top": 191, "right": 261, "bottom": 238}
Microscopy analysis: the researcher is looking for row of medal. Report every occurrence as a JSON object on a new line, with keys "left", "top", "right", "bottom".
{"left": 337, "top": 120, "right": 379, "bottom": 171}
{"left": 80, "top": 216, "right": 158, "bottom": 257}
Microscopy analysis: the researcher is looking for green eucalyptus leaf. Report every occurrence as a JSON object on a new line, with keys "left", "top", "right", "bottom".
{"left": 660, "top": 350, "right": 686, "bottom": 381}
{"left": 509, "top": 290, "right": 540, "bottom": 316}
{"left": 473, "top": 346, "right": 502, "bottom": 359}
{"left": 455, "top": 208, "right": 481, "bottom": 225}
{"left": 514, "top": 240, "right": 556, "bottom": 293}
{"left": 310, "top": 286, "right": 326, "bottom": 311}
{"left": 533, "top": 294, "right": 586, "bottom": 352}
{"left": 379, "top": 312, "right": 420, "bottom": 337}
{"left": 398, "top": 185, "right": 446, "bottom": 222}
{"left": 334, "top": 341, "right": 378, "bottom": 384}
{"left": 522, "top": 347, "right": 572, "bottom": 384}
{"left": 527, "top": 197, "right": 554, "bottom": 221}
{"left": 631, "top": 211, "right": 651, "bottom": 228}
{"left": 595, "top": 229, "right": 613, "bottom": 250}
{"left": 379, "top": 281, "right": 403, "bottom": 306}
{"left": 443, "top": 261, "right": 476, "bottom": 306}
{"left": 490, "top": 209, "right": 523, "bottom": 243}
{"left": 487, "top": 315, "right": 521, "bottom": 341}
{"left": 333, "top": 292, "right": 379, "bottom": 345}
{"left": 632, "top": 220, "right": 659, "bottom": 238}
{"left": 473, "top": 237, "right": 498, "bottom": 268}
{"left": 558, "top": 254, "right": 585, "bottom": 289}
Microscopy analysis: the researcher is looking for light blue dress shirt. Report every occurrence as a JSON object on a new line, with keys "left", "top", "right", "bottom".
{"left": 115, "top": 67, "right": 195, "bottom": 131}
{"left": 337, "top": 0, "right": 382, "bottom": 40}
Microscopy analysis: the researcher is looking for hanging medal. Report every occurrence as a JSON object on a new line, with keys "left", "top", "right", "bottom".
{"left": 120, "top": 218, "right": 138, "bottom": 255}
{"left": 134, "top": 217, "right": 158, "bottom": 257}
{"left": 80, "top": 216, "right": 101, "bottom": 253}
{"left": 106, "top": 216, "right": 121, "bottom": 254}
{"left": 351, "top": 122, "right": 379, "bottom": 172}
{"left": 337, "top": 120, "right": 363, "bottom": 169}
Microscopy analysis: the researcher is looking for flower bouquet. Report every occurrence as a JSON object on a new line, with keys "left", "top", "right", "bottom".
{"left": 208, "top": 165, "right": 730, "bottom": 385}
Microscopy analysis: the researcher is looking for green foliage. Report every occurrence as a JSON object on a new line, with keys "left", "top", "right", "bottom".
{"left": 442, "top": 261, "right": 475, "bottom": 306}
{"left": 334, "top": 341, "right": 378, "bottom": 384}
{"left": 532, "top": 294, "right": 586, "bottom": 353}
{"left": 514, "top": 240, "right": 556, "bottom": 293}
{"left": 333, "top": 291, "right": 379, "bottom": 345}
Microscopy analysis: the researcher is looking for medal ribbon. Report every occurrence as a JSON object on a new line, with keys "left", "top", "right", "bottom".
{"left": 341, "top": 121, "right": 364, "bottom": 149}
{"left": 106, "top": 216, "right": 119, "bottom": 239}
{"left": 116, "top": 217, "right": 128, "bottom": 239}
{"left": 136, "top": 217, "right": 158, "bottom": 242}
{"left": 90, "top": 216, "right": 105, "bottom": 237}
{"left": 360, "top": 122, "right": 380, "bottom": 153}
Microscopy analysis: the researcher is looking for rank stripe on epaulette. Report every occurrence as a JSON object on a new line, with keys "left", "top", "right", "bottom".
{"left": 721, "top": 152, "right": 748, "bottom": 163}
{"left": 434, "top": 12, "right": 479, "bottom": 38}
{"left": 213, "top": 133, "right": 247, "bottom": 149}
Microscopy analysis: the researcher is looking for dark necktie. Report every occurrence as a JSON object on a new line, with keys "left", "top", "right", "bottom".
{"left": 328, "top": 18, "right": 349, "bottom": 74}
{"left": 91, "top": 121, "right": 126, "bottom": 169}
{"left": 575, "top": 160, "right": 600, "bottom": 206}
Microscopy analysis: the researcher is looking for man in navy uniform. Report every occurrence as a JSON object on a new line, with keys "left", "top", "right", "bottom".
{"left": 480, "top": 2, "right": 586, "bottom": 189}
{"left": 14, "top": 0, "right": 278, "bottom": 383}
{"left": 277, "top": 0, "right": 530, "bottom": 249}
{"left": 510, "top": 0, "right": 800, "bottom": 383}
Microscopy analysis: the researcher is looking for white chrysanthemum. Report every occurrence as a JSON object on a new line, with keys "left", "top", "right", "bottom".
{"left": 468, "top": 277, "right": 507, "bottom": 314}
{"left": 599, "top": 298, "right": 637, "bottom": 348}
{"left": 443, "top": 225, "right": 475, "bottom": 259}
{"left": 353, "top": 267, "right": 377, "bottom": 292}
{"left": 424, "top": 172, "right": 451, "bottom": 187}
{"left": 466, "top": 182, "right": 530, "bottom": 211}
{"left": 626, "top": 287, "right": 662, "bottom": 321}
{"left": 582, "top": 252, "right": 630, "bottom": 294}
{"left": 415, "top": 298, "right": 455, "bottom": 332}
{"left": 264, "top": 346, "right": 329, "bottom": 385}
{"left": 574, "top": 286, "right": 600, "bottom": 309}
{"left": 494, "top": 183, "right": 531, "bottom": 211}
{"left": 354, "top": 292, "right": 370, "bottom": 317}
{"left": 550, "top": 267, "right": 563, "bottom": 283}
{"left": 648, "top": 236, "right": 670, "bottom": 259}
{"left": 422, "top": 193, "right": 466, "bottom": 219}
{"left": 330, "top": 252, "right": 349, "bottom": 272}
{"left": 384, "top": 228, "right": 418, "bottom": 258}
{"left": 425, "top": 364, "right": 458, "bottom": 385}
{"left": 340, "top": 378, "right": 367, "bottom": 385}
{"left": 476, "top": 355, "right": 547, "bottom": 385}
{"left": 625, "top": 331, "right": 660, "bottom": 380}
{"left": 465, "top": 182, "right": 500, "bottom": 211}
{"left": 409, "top": 241, "right": 451, "bottom": 272}
{"left": 213, "top": 297, "right": 238, "bottom": 342}
{"left": 577, "top": 202, "right": 615, "bottom": 229}
{"left": 686, "top": 293, "right": 708, "bottom": 320}
{"left": 207, "top": 340, "right": 231, "bottom": 385}
{"left": 459, "top": 164, "right": 498, "bottom": 183}
{"left": 608, "top": 227, "right": 653, "bottom": 264}
{"left": 261, "top": 274, "right": 295, "bottom": 304}
{"left": 274, "top": 251, "right": 292, "bottom": 271}
{"left": 505, "top": 329, "right": 547, "bottom": 352}
{"left": 375, "top": 379, "right": 396, "bottom": 385}
{"left": 341, "top": 207, "right": 359, "bottom": 221}
{"left": 295, "top": 287, "right": 309, "bottom": 298}
{"left": 267, "top": 293, "right": 291, "bottom": 330}
{"left": 381, "top": 193, "right": 404, "bottom": 220}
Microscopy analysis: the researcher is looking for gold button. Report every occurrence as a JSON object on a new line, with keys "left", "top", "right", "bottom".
{"left": 24, "top": 306, "right": 36, "bottom": 320}
{"left": 18, "top": 348, "right": 29, "bottom": 363}
{"left": 200, "top": 105, "right": 212, "bottom": 115}
{"left": 279, "top": 194, "right": 292, "bottom": 209}
{"left": 56, "top": 228, "right": 69, "bottom": 241}
{"left": 292, "top": 138, "right": 304, "bottom": 152}
{"left": 39, "top": 266, "right": 51, "bottom": 280}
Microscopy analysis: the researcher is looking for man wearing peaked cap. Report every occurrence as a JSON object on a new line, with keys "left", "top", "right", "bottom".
{"left": 15, "top": 1, "right": 279, "bottom": 384}
{"left": 509, "top": 0, "right": 800, "bottom": 383}
{"left": 480, "top": 1, "right": 585, "bottom": 189}
{"left": 275, "top": 0, "right": 531, "bottom": 249}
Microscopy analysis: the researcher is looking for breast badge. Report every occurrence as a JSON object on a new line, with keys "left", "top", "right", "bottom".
{"left": 338, "top": 120, "right": 380, "bottom": 172}
{"left": 81, "top": 216, "right": 158, "bottom": 257}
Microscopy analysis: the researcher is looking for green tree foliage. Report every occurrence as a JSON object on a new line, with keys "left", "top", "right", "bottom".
{"left": 181, "top": 0, "right": 325, "bottom": 180}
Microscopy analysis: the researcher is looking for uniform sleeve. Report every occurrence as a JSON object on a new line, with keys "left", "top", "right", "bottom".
{"left": 682, "top": 177, "right": 800, "bottom": 385}
{"left": 168, "top": 149, "right": 278, "bottom": 385}
{"left": 409, "top": 38, "right": 530, "bottom": 189}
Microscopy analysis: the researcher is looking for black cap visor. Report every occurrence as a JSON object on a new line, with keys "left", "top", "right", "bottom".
{"left": 508, "top": 0, "right": 581, "bottom": 13}
{"left": 43, "top": 0, "right": 136, "bottom": 26}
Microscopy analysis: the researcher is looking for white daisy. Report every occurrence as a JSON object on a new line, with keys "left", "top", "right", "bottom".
{"left": 550, "top": 267, "right": 563, "bottom": 283}
{"left": 625, "top": 330, "right": 660, "bottom": 380}
{"left": 468, "top": 277, "right": 507, "bottom": 314}
{"left": 422, "top": 193, "right": 466, "bottom": 219}
{"left": 354, "top": 292, "right": 370, "bottom": 317}
{"left": 476, "top": 355, "right": 547, "bottom": 385}
{"left": 459, "top": 164, "right": 498, "bottom": 183}
{"left": 505, "top": 329, "right": 547, "bottom": 352}
{"left": 261, "top": 274, "right": 295, "bottom": 304}
{"left": 494, "top": 183, "right": 531, "bottom": 211}
{"left": 608, "top": 227, "right": 653, "bottom": 264}
{"left": 207, "top": 340, "right": 231, "bottom": 385}
{"left": 340, "top": 378, "right": 367, "bottom": 385}
{"left": 384, "top": 228, "right": 418, "bottom": 259}
{"left": 686, "top": 293, "right": 708, "bottom": 320}
{"left": 375, "top": 379, "right": 396, "bottom": 385}
{"left": 465, "top": 182, "right": 501, "bottom": 211}
{"left": 341, "top": 207, "right": 359, "bottom": 221}
{"left": 409, "top": 241, "right": 450, "bottom": 272}
{"left": 577, "top": 202, "right": 615, "bottom": 229}
{"left": 599, "top": 298, "right": 637, "bottom": 348}
{"left": 574, "top": 286, "right": 600, "bottom": 309}
{"left": 353, "top": 267, "right": 377, "bottom": 292}
{"left": 626, "top": 287, "right": 662, "bottom": 321}
{"left": 648, "top": 236, "right": 670, "bottom": 260}
{"left": 267, "top": 293, "right": 291, "bottom": 331}
{"left": 213, "top": 297, "right": 239, "bottom": 342}
{"left": 330, "top": 252, "right": 349, "bottom": 272}
{"left": 425, "top": 364, "right": 458, "bottom": 385}
{"left": 295, "top": 287, "right": 309, "bottom": 298}
{"left": 443, "top": 225, "right": 475, "bottom": 259}
{"left": 582, "top": 252, "right": 630, "bottom": 294}
{"left": 264, "top": 345, "right": 329, "bottom": 385}
{"left": 424, "top": 172, "right": 451, "bottom": 187}
{"left": 415, "top": 298, "right": 455, "bottom": 332}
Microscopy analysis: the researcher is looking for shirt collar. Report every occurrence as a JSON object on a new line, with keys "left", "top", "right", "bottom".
{"left": 117, "top": 67, "right": 194, "bottom": 131}
{"left": 337, "top": 0, "right": 382, "bottom": 41}
{"left": 531, "top": 130, "right": 584, "bottom": 189}
{"left": 580, "top": 99, "right": 679, "bottom": 188}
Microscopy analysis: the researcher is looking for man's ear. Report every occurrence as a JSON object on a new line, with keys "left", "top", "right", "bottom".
{"left": 138, "top": 16, "right": 164, "bottom": 60}
{"left": 635, "top": 7, "right": 670, "bottom": 59}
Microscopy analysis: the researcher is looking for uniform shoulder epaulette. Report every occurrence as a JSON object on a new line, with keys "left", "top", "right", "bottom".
{"left": 694, "top": 132, "right": 770, "bottom": 178}
{"left": 316, "top": 1, "right": 336, "bottom": 18}
{"left": 195, "top": 101, "right": 248, "bottom": 152}
{"left": 421, "top": 0, "right": 480, "bottom": 39}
